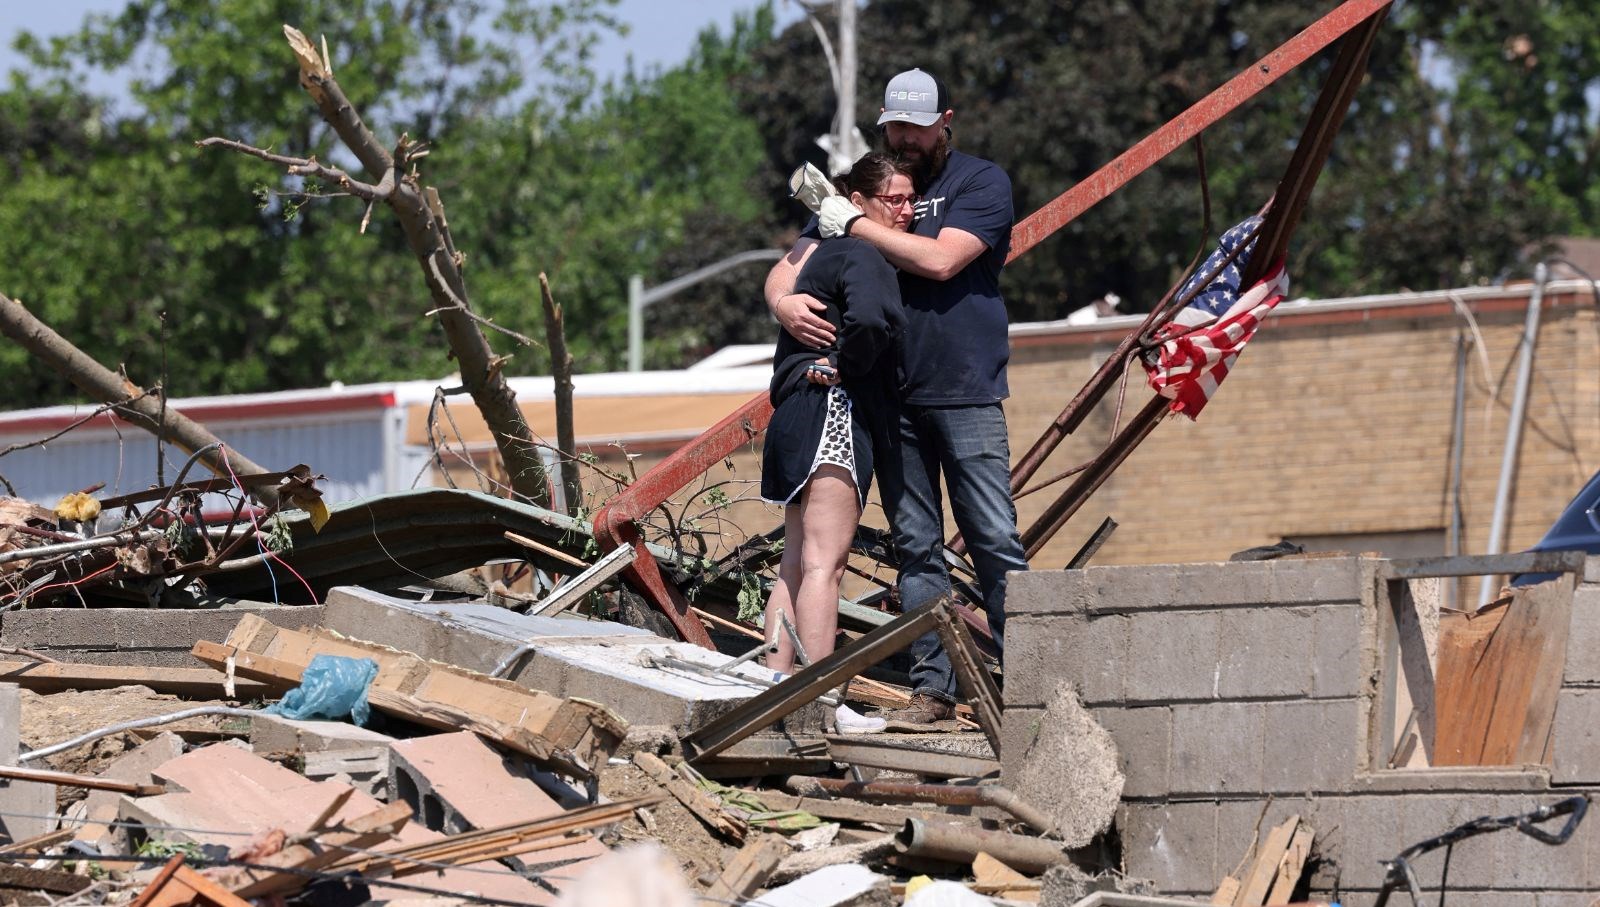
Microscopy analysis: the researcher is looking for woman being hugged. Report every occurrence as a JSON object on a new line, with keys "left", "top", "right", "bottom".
{"left": 760, "top": 152, "right": 916, "bottom": 732}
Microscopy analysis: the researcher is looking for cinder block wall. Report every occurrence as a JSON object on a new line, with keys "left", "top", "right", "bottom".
{"left": 0, "top": 605, "right": 324, "bottom": 667}
{"left": 1004, "top": 558, "right": 1600, "bottom": 906}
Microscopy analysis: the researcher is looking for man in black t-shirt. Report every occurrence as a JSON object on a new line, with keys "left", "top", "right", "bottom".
{"left": 764, "top": 69, "right": 1029, "bottom": 728}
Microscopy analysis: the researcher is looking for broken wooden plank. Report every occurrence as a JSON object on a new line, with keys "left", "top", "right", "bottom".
{"left": 229, "top": 801, "right": 412, "bottom": 898}
{"left": 1211, "top": 877, "right": 1242, "bottom": 905}
{"left": 973, "top": 851, "right": 1040, "bottom": 902}
{"left": 333, "top": 796, "right": 659, "bottom": 879}
{"left": 706, "top": 834, "right": 790, "bottom": 902}
{"left": 0, "top": 661, "right": 267, "bottom": 698}
{"left": 632, "top": 751, "right": 746, "bottom": 843}
{"left": 0, "top": 863, "right": 93, "bottom": 898}
{"left": 1264, "top": 825, "right": 1315, "bottom": 905}
{"left": 192, "top": 614, "right": 627, "bottom": 778}
{"left": 0, "top": 828, "right": 72, "bottom": 856}
{"left": 1433, "top": 575, "right": 1573, "bottom": 766}
{"left": 131, "top": 855, "right": 252, "bottom": 907}
{"left": 1233, "top": 815, "right": 1299, "bottom": 906}
{"left": 0, "top": 764, "right": 164, "bottom": 796}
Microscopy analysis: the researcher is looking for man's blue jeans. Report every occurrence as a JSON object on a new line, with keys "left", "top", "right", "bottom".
{"left": 878, "top": 402, "right": 1028, "bottom": 703}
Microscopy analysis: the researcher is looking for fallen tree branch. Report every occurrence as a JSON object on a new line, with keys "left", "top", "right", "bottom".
{"left": 0, "top": 294, "right": 280, "bottom": 507}
{"left": 199, "top": 24, "right": 552, "bottom": 507}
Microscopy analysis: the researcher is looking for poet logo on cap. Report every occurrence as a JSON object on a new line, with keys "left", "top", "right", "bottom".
{"left": 877, "top": 68, "right": 949, "bottom": 127}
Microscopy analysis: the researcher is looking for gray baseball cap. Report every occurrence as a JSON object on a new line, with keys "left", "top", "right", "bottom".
{"left": 877, "top": 68, "right": 950, "bottom": 127}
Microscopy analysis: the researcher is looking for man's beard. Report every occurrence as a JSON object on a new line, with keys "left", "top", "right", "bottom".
{"left": 890, "top": 129, "right": 952, "bottom": 192}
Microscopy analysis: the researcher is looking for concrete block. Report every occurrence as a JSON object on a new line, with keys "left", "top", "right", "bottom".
{"left": 1261, "top": 699, "right": 1360, "bottom": 794}
{"left": 0, "top": 683, "right": 53, "bottom": 841}
{"left": 1170, "top": 561, "right": 1276, "bottom": 607}
{"left": 0, "top": 605, "right": 324, "bottom": 666}
{"left": 249, "top": 715, "right": 396, "bottom": 755}
{"left": 1117, "top": 800, "right": 1217, "bottom": 894}
{"left": 1267, "top": 557, "right": 1365, "bottom": 604}
{"left": 756, "top": 864, "right": 891, "bottom": 907}
{"left": 1350, "top": 767, "right": 1552, "bottom": 793}
{"left": 1081, "top": 564, "right": 1180, "bottom": 613}
{"left": 1000, "top": 706, "right": 1043, "bottom": 782}
{"left": 1096, "top": 706, "right": 1170, "bottom": 798}
{"left": 1397, "top": 793, "right": 1506, "bottom": 890}
{"left": 388, "top": 732, "right": 603, "bottom": 872}
{"left": 1534, "top": 894, "right": 1592, "bottom": 907}
{"left": 1006, "top": 613, "right": 1129, "bottom": 708}
{"left": 1311, "top": 603, "right": 1365, "bottom": 698}
{"left": 1216, "top": 607, "right": 1314, "bottom": 699}
{"left": 1563, "top": 584, "right": 1600, "bottom": 684}
{"left": 1311, "top": 795, "right": 1407, "bottom": 892}
{"left": 1170, "top": 702, "right": 1263, "bottom": 794}
{"left": 80, "top": 732, "right": 185, "bottom": 827}
{"left": 1496, "top": 792, "right": 1590, "bottom": 892}
{"left": 302, "top": 747, "right": 390, "bottom": 801}
{"left": 1005, "top": 569, "right": 1092, "bottom": 616}
{"left": 1126, "top": 610, "right": 1221, "bottom": 703}
{"left": 1551, "top": 688, "right": 1600, "bottom": 784}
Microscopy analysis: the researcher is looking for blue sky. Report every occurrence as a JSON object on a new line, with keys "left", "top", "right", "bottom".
{"left": 1, "top": 0, "right": 802, "bottom": 98}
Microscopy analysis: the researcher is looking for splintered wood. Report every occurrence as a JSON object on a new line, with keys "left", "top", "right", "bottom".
{"left": 1214, "top": 815, "right": 1314, "bottom": 906}
{"left": 192, "top": 613, "right": 627, "bottom": 778}
{"left": 1432, "top": 575, "right": 1573, "bottom": 766}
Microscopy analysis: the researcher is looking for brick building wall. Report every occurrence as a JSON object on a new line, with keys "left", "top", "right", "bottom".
{"left": 1006, "top": 282, "right": 1600, "bottom": 570}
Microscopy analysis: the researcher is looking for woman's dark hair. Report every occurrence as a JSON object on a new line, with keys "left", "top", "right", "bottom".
{"left": 831, "top": 152, "right": 912, "bottom": 198}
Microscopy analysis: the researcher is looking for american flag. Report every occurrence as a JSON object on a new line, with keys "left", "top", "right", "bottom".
{"left": 1142, "top": 216, "right": 1289, "bottom": 419}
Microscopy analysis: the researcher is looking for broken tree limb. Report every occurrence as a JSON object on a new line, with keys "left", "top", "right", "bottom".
{"left": 0, "top": 293, "right": 279, "bottom": 507}
{"left": 242, "top": 24, "right": 550, "bottom": 507}
{"left": 539, "top": 273, "right": 582, "bottom": 515}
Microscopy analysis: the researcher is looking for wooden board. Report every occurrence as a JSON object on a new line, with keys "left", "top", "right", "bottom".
{"left": 192, "top": 614, "right": 627, "bottom": 778}
{"left": 1432, "top": 575, "right": 1574, "bottom": 766}
{"left": 1233, "top": 815, "right": 1299, "bottom": 906}
{"left": 0, "top": 661, "right": 266, "bottom": 698}
{"left": 1265, "top": 825, "right": 1314, "bottom": 905}
{"left": 632, "top": 752, "right": 746, "bottom": 843}
{"left": 706, "top": 835, "right": 790, "bottom": 901}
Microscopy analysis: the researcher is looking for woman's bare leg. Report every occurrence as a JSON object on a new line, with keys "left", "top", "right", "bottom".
{"left": 791, "top": 465, "right": 860, "bottom": 662}
{"left": 763, "top": 502, "right": 806, "bottom": 675}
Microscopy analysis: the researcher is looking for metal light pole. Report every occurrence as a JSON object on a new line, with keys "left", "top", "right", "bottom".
{"left": 628, "top": 249, "right": 786, "bottom": 372}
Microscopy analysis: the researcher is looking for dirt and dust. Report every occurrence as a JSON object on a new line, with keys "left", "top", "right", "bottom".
{"left": 18, "top": 684, "right": 235, "bottom": 780}
{"left": 598, "top": 761, "right": 736, "bottom": 889}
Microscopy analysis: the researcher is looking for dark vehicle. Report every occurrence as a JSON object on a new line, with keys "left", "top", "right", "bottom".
{"left": 1511, "top": 468, "right": 1600, "bottom": 587}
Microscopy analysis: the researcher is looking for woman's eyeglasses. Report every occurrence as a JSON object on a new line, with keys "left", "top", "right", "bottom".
{"left": 872, "top": 193, "right": 920, "bottom": 209}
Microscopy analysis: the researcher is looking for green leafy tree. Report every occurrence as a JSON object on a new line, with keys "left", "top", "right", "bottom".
{"left": 736, "top": 0, "right": 1599, "bottom": 318}
{"left": 0, "top": 0, "right": 622, "bottom": 405}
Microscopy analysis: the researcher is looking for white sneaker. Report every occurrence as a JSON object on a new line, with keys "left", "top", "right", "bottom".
{"left": 834, "top": 703, "right": 887, "bottom": 734}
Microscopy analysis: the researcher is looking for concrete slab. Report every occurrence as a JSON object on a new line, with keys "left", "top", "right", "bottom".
{"left": 387, "top": 731, "right": 604, "bottom": 872}
{"left": 76, "top": 732, "right": 185, "bottom": 846}
{"left": 321, "top": 586, "right": 810, "bottom": 731}
{"left": 0, "top": 682, "right": 53, "bottom": 841}
{"left": 320, "top": 586, "right": 649, "bottom": 675}
{"left": 753, "top": 863, "right": 893, "bottom": 907}
{"left": 250, "top": 715, "right": 397, "bottom": 755}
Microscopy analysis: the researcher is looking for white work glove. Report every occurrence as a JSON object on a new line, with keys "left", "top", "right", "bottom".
{"left": 818, "top": 196, "right": 864, "bottom": 239}
{"left": 788, "top": 162, "right": 838, "bottom": 213}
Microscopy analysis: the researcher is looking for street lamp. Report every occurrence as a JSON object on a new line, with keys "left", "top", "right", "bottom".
{"left": 628, "top": 248, "right": 786, "bottom": 372}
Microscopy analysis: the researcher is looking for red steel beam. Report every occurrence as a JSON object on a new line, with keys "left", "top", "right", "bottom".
{"left": 593, "top": 392, "right": 773, "bottom": 648}
{"left": 1006, "top": 0, "right": 1393, "bottom": 264}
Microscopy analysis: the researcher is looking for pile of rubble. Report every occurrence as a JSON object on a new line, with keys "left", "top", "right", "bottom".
{"left": 0, "top": 570, "right": 1170, "bottom": 907}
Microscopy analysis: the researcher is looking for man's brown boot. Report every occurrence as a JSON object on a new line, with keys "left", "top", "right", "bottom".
{"left": 881, "top": 692, "right": 958, "bottom": 733}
